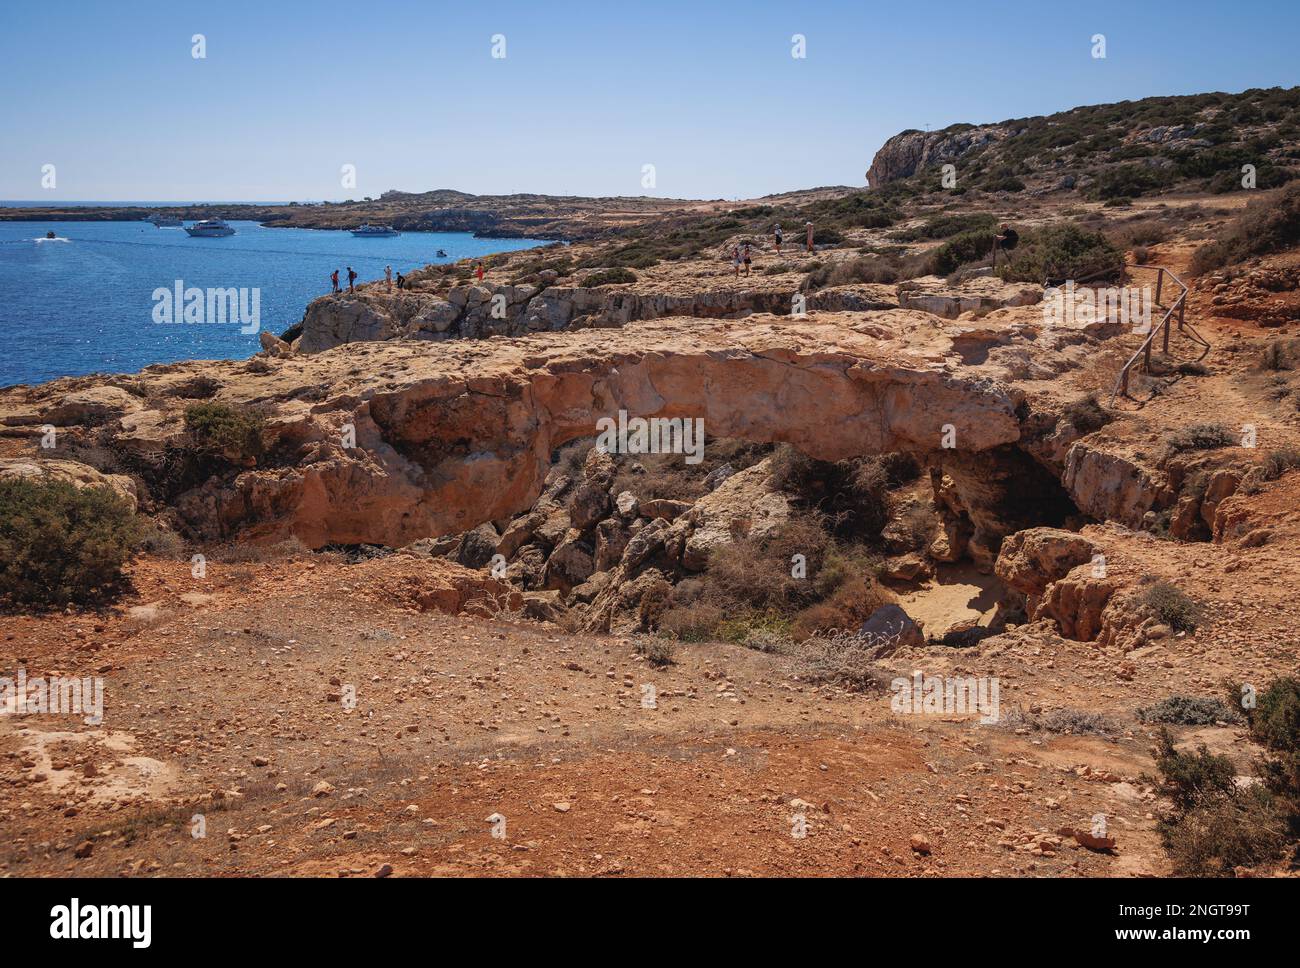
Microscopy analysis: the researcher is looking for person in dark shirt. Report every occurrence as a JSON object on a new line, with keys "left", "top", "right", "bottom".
{"left": 347, "top": 267, "right": 357, "bottom": 292}
{"left": 994, "top": 224, "right": 1019, "bottom": 267}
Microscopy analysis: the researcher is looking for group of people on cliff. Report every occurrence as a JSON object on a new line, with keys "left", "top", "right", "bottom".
{"left": 729, "top": 221, "right": 816, "bottom": 276}
{"left": 329, "top": 267, "right": 358, "bottom": 294}
{"left": 331, "top": 264, "right": 414, "bottom": 295}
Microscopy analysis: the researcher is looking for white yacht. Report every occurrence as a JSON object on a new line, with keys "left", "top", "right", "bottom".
{"left": 350, "top": 223, "right": 400, "bottom": 237}
{"left": 185, "top": 218, "right": 236, "bottom": 237}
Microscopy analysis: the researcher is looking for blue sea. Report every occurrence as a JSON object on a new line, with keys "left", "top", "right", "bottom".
{"left": 0, "top": 219, "right": 545, "bottom": 387}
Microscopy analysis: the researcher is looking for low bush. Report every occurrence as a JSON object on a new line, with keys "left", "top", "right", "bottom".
{"left": 789, "top": 574, "right": 892, "bottom": 640}
{"left": 1257, "top": 338, "right": 1300, "bottom": 372}
{"left": 1060, "top": 394, "right": 1113, "bottom": 434}
{"left": 1161, "top": 785, "right": 1288, "bottom": 877}
{"left": 1151, "top": 727, "right": 1237, "bottom": 812}
{"left": 633, "top": 635, "right": 676, "bottom": 667}
{"left": 1241, "top": 676, "right": 1300, "bottom": 837}
{"left": 927, "top": 229, "right": 998, "bottom": 276}
{"left": 890, "top": 212, "right": 997, "bottom": 242}
{"left": 703, "top": 512, "right": 837, "bottom": 614}
{"left": 1262, "top": 446, "right": 1300, "bottom": 481}
{"left": 1089, "top": 163, "right": 1177, "bottom": 201}
{"left": 1001, "top": 707, "right": 1119, "bottom": 736}
{"left": 804, "top": 255, "right": 899, "bottom": 289}
{"left": 1140, "top": 581, "right": 1202, "bottom": 632}
{"left": 1000, "top": 224, "right": 1123, "bottom": 283}
{"left": 0, "top": 478, "right": 141, "bottom": 609}
{"left": 658, "top": 602, "right": 724, "bottom": 642}
{"left": 1165, "top": 423, "right": 1235, "bottom": 452}
{"left": 1138, "top": 695, "right": 1241, "bottom": 726}
{"left": 583, "top": 267, "right": 638, "bottom": 287}
{"left": 184, "top": 402, "right": 266, "bottom": 463}
{"left": 1150, "top": 726, "right": 1289, "bottom": 876}
{"left": 783, "top": 628, "right": 888, "bottom": 692}
{"left": 1190, "top": 182, "right": 1300, "bottom": 273}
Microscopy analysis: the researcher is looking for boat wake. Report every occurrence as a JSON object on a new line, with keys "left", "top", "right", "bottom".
{"left": 34, "top": 236, "right": 70, "bottom": 243}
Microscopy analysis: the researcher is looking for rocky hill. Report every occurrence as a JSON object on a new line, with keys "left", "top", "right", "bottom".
{"left": 868, "top": 86, "right": 1300, "bottom": 200}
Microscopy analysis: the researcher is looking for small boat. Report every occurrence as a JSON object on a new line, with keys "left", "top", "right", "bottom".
{"left": 45, "top": 230, "right": 56, "bottom": 239}
{"left": 436, "top": 249, "right": 448, "bottom": 258}
{"left": 351, "top": 224, "right": 400, "bottom": 237}
{"left": 185, "top": 218, "right": 236, "bottom": 237}
{"left": 150, "top": 215, "right": 184, "bottom": 227}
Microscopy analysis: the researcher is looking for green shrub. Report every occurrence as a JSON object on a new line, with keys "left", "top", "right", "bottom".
{"left": 1150, "top": 723, "right": 1290, "bottom": 876}
{"left": 804, "top": 255, "right": 899, "bottom": 289}
{"left": 1165, "top": 423, "right": 1234, "bottom": 452}
{"left": 1089, "top": 163, "right": 1176, "bottom": 201}
{"left": 583, "top": 267, "right": 638, "bottom": 287}
{"left": 0, "top": 478, "right": 141, "bottom": 609}
{"left": 1190, "top": 182, "right": 1300, "bottom": 273}
{"left": 1141, "top": 581, "right": 1202, "bottom": 632}
{"left": 1242, "top": 676, "right": 1300, "bottom": 836}
{"left": 1139, "top": 695, "right": 1241, "bottom": 726}
{"left": 184, "top": 402, "right": 266, "bottom": 462}
{"left": 928, "top": 229, "right": 997, "bottom": 276}
{"left": 715, "top": 613, "right": 794, "bottom": 648}
{"left": 1151, "top": 727, "right": 1237, "bottom": 812}
{"left": 1000, "top": 224, "right": 1123, "bottom": 283}
{"left": 891, "top": 212, "right": 997, "bottom": 242}
{"left": 1160, "top": 786, "right": 1287, "bottom": 877}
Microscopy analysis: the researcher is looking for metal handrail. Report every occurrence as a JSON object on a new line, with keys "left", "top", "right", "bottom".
{"left": 1105, "top": 263, "right": 1208, "bottom": 406}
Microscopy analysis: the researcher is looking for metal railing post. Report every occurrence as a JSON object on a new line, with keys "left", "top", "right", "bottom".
{"left": 1155, "top": 268, "right": 1164, "bottom": 306}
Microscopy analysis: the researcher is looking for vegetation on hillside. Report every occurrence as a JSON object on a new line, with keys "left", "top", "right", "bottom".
{"left": 0, "top": 478, "right": 142, "bottom": 609}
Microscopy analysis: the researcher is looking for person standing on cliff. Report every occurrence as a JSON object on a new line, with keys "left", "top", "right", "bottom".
{"left": 475, "top": 261, "right": 485, "bottom": 282}
{"left": 741, "top": 242, "right": 753, "bottom": 276}
{"left": 731, "top": 244, "right": 741, "bottom": 278}
{"left": 385, "top": 265, "right": 393, "bottom": 291}
{"left": 330, "top": 268, "right": 339, "bottom": 293}
{"left": 993, "top": 223, "right": 1019, "bottom": 269}
{"left": 346, "top": 267, "right": 357, "bottom": 293}
{"left": 805, "top": 221, "right": 815, "bottom": 253}
{"left": 773, "top": 223, "right": 783, "bottom": 254}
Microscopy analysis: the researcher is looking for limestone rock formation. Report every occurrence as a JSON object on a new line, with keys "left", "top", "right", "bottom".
{"left": 867, "top": 125, "right": 1008, "bottom": 187}
{"left": 681, "top": 460, "right": 790, "bottom": 570}
{"left": 0, "top": 457, "right": 139, "bottom": 511}
{"left": 995, "top": 527, "right": 1096, "bottom": 613}
{"left": 897, "top": 276, "right": 1042, "bottom": 320}
{"left": 1, "top": 312, "right": 1032, "bottom": 548}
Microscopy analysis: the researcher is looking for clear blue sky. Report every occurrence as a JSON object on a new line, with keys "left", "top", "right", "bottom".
{"left": 3, "top": 0, "right": 1298, "bottom": 201}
